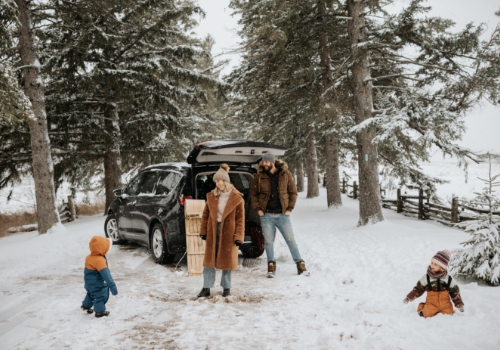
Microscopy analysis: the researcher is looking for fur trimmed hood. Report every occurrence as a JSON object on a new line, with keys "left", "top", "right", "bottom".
{"left": 257, "top": 159, "right": 288, "bottom": 174}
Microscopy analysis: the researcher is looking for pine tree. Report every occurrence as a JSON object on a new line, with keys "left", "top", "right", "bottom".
{"left": 450, "top": 153, "right": 500, "bottom": 286}
{"left": 35, "top": 0, "right": 224, "bottom": 210}
{"left": 347, "top": 0, "right": 384, "bottom": 225}
{"left": 0, "top": 0, "right": 61, "bottom": 233}
{"left": 352, "top": 0, "right": 500, "bottom": 199}
{"left": 228, "top": 0, "right": 352, "bottom": 200}
{"left": 0, "top": 62, "right": 34, "bottom": 125}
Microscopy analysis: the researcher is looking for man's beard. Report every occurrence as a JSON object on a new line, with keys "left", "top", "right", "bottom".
{"left": 263, "top": 164, "right": 273, "bottom": 172}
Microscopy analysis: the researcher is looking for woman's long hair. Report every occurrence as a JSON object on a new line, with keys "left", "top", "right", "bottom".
{"left": 213, "top": 181, "right": 233, "bottom": 196}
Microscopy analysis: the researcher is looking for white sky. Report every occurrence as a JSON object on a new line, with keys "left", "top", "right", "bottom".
{"left": 194, "top": 0, "right": 500, "bottom": 153}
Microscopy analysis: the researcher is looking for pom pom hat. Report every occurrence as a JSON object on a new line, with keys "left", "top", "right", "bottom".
{"left": 431, "top": 250, "right": 451, "bottom": 270}
{"left": 213, "top": 163, "right": 230, "bottom": 183}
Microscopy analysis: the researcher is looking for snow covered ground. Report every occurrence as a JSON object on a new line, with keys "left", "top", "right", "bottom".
{"left": 1, "top": 188, "right": 499, "bottom": 350}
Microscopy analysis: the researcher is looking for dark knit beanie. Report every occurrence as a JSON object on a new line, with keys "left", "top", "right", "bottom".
{"left": 262, "top": 153, "right": 275, "bottom": 163}
{"left": 431, "top": 250, "right": 451, "bottom": 270}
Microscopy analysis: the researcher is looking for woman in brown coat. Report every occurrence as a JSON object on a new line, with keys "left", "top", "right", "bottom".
{"left": 197, "top": 164, "right": 245, "bottom": 298}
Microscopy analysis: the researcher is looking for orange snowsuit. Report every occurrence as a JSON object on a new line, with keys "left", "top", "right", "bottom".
{"left": 407, "top": 274, "right": 463, "bottom": 318}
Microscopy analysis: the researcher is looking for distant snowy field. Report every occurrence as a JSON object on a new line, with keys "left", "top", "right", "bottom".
{"left": 0, "top": 188, "right": 499, "bottom": 349}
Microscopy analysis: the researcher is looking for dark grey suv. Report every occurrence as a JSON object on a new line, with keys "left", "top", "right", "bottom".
{"left": 104, "top": 140, "right": 287, "bottom": 264}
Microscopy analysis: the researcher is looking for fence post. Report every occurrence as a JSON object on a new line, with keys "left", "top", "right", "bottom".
{"left": 67, "top": 196, "right": 76, "bottom": 221}
{"left": 451, "top": 197, "right": 459, "bottom": 223}
{"left": 397, "top": 188, "right": 402, "bottom": 213}
{"left": 342, "top": 178, "right": 346, "bottom": 194}
{"left": 418, "top": 188, "right": 424, "bottom": 220}
{"left": 353, "top": 181, "right": 358, "bottom": 200}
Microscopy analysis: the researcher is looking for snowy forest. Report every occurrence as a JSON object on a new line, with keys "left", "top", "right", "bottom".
{"left": 1, "top": 0, "right": 500, "bottom": 349}
{"left": 2, "top": 0, "right": 500, "bottom": 228}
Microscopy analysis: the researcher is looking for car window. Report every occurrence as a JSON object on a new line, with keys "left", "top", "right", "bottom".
{"left": 137, "top": 172, "right": 159, "bottom": 196}
{"left": 124, "top": 172, "right": 158, "bottom": 196}
{"left": 124, "top": 173, "right": 145, "bottom": 196}
{"left": 156, "top": 172, "right": 183, "bottom": 196}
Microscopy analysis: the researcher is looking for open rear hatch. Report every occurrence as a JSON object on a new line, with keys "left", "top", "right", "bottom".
{"left": 186, "top": 140, "right": 287, "bottom": 165}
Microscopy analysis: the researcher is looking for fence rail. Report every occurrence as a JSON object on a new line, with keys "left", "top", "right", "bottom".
{"left": 7, "top": 196, "right": 77, "bottom": 234}
{"left": 339, "top": 178, "right": 498, "bottom": 227}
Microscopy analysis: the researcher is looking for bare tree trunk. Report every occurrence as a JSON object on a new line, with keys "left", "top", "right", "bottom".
{"left": 16, "top": 0, "right": 60, "bottom": 234}
{"left": 347, "top": 0, "right": 384, "bottom": 225}
{"left": 305, "top": 135, "right": 319, "bottom": 198}
{"left": 104, "top": 103, "right": 122, "bottom": 213}
{"left": 296, "top": 158, "right": 305, "bottom": 193}
{"left": 318, "top": 0, "right": 342, "bottom": 208}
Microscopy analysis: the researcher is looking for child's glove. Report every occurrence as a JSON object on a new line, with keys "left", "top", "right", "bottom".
{"left": 403, "top": 297, "right": 410, "bottom": 304}
{"left": 458, "top": 305, "right": 464, "bottom": 312}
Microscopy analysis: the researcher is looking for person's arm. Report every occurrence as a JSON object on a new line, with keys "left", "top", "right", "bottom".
{"left": 249, "top": 174, "right": 263, "bottom": 213}
{"left": 286, "top": 171, "right": 298, "bottom": 212}
{"left": 405, "top": 275, "right": 426, "bottom": 302}
{"left": 200, "top": 200, "right": 210, "bottom": 239}
{"left": 234, "top": 199, "right": 245, "bottom": 244}
{"left": 449, "top": 280, "right": 464, "bottom": 310}
{"left": 99, "top": 267, "right": 118, "bottom": 295}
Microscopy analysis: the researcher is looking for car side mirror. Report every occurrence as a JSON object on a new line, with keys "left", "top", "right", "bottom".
{"left": 113, "top": 188, "right": 123, "bottom": 197}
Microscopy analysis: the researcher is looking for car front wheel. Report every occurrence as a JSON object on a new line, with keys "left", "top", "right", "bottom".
{"left": 151, "top": 223, "right": 176, "bottom": 264}
{"left": 104, "top": 214, "right": 124, "bottom": 244}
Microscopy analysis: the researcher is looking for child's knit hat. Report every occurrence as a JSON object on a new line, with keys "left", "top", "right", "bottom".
{"left": 431, "top": 250, "right": 451, "bottom": 270}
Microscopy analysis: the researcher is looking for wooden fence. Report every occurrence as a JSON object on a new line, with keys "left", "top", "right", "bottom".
{"left": 340, "top": 178, "right": 498, "bottom": 226}
{"left": 59, "top": 195, "right": 77, "bottom": 223}
{"left": 7, "top": 196, "right": 77, "bottom": 233}
{"left": 342, "top": 178, "right": 386, "bottom": 200}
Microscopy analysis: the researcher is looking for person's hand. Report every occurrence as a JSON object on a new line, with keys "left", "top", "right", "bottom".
{"left": 258, "top": 210, "right": 264, "bottom": 217}
{"left": 403, "top": 297, "right": 410, "bottom": 304}
{"left": 111, "top": 286, "right": 118, "bottom": 296}
{"left": 235, "top": 240, "right": 242, "bottom": 247}
{"left": 458, "top": 305, "right": 464, "bottom": 312}
{"left": 200, "top": 235, "right": 207, "bottom": 240}
{"left": 285, "top": 210, "right": 291, "bottom": 215}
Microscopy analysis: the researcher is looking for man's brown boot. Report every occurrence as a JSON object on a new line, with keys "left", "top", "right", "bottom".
{"left": 297, "top": 261, "right": 307, "bottom": 275}
{"left": 267, "top": 261, "right": 276, "bottom": 278}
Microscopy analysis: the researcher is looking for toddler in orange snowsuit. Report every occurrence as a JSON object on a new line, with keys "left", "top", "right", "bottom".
{"left": 404, "top": 250, "right": 464, "bottom": 318}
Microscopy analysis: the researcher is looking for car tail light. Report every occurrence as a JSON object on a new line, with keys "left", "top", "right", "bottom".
{"left": 179, "top": 195, "right": 192, "bottom": 206}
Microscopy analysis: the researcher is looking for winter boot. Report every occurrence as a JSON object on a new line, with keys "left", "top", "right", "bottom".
{"left": 267, "top": 261, "right": 276, "bottom": 278}
{"left": 297, "top": 261, "right": 307, "bottom": 275}
{"left": 95, "top": 310, "right": 110, "bottom": 318}
{"left": 222, "top": 288, "right": 230, "bottom": 297}
{"left": 197, "top": 288, "right": 210, "bottom": 298}
{"left": 81, "top": 305, "right": 93, "bottom": 314}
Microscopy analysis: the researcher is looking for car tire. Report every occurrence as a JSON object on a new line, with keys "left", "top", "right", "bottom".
{"left": 151, "top": 223, "right": 176, "bottom": 264}
{"left": 104, "top": 214, "right": 125, "bottom": 244}
{"left": 239, "top": 242, "right": 265, "bottom": 258}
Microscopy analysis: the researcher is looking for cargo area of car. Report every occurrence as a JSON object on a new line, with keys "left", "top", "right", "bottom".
{"left": 194, "top": 171, "right": 261, "bottom": 231}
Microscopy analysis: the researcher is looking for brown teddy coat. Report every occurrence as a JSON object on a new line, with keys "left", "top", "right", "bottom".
{"left": 249, "top": 159, "right": 298, "bottom": 214}
{"left": 200, "top": 188, "right": 245, "bottom": 270}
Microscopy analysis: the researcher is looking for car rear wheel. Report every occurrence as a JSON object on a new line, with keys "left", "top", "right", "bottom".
{"left": 151, "top": 223, "right": 176, "bottom": 264}
{"left": 239, "top": 243, "right": 265, "bottom": 259}
{"left": 104, "top": 214, "right": 124, "bottom": 244}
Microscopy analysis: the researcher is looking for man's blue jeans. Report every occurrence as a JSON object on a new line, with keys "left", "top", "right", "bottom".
{"left": 260, "top": 213, "right": 303, "bottom": 263}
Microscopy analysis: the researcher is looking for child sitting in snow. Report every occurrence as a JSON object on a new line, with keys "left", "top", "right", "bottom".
{"left": 81, "top": 236, "right": 118, "bottom": 318}
{"left": 404, "top": 250, "right": 464, "bottom": 318}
